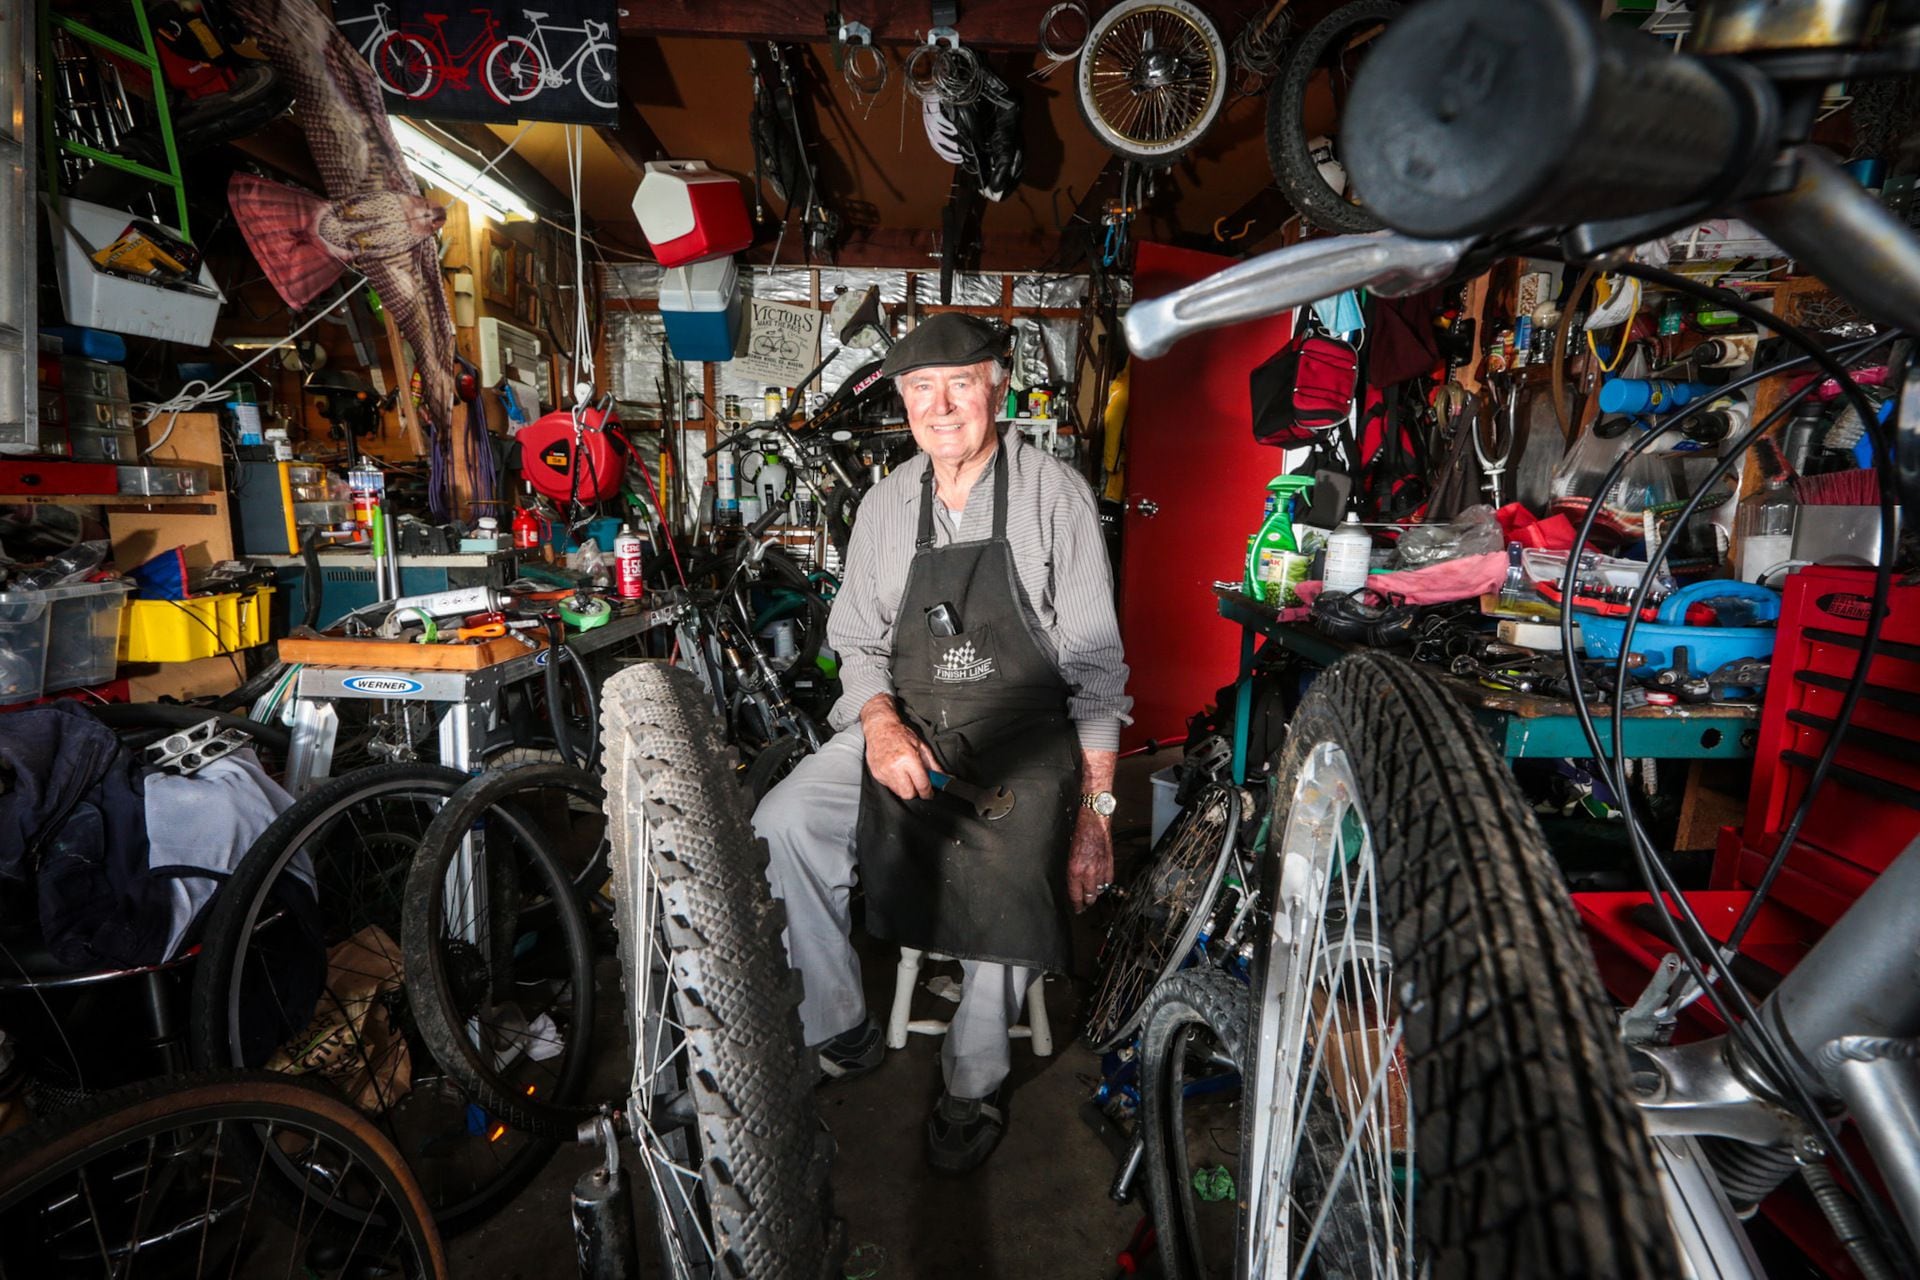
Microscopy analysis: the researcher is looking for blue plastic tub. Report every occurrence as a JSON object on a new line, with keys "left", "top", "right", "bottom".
{"left": 1581, "top": 580, "right": 1780, "bottom": 680}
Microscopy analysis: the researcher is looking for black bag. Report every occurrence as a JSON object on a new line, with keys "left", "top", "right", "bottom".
{"left": 1250, "top": 329, "right": 1360, "bottom": 446}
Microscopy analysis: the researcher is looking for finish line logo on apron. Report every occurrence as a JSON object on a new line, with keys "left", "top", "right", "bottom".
{"left": 934, "top": 639, "right": 996, "bottom": 684}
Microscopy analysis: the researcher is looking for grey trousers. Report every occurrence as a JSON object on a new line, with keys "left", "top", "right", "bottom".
{"left": 752, "top": 724, "right": 1032, "bottom": 1100}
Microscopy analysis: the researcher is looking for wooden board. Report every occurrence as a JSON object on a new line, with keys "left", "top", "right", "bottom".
{"left": 279, "top": 632, "right": 538, "bottom": 670}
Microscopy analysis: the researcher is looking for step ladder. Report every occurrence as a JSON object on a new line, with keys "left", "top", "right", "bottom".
{"left": 39, "top": 0, "right": 192, "bottom": 240}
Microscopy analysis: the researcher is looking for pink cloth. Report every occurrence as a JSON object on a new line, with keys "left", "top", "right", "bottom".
{"left": 1495, "top": 503, "right": 1577, "bottom": 551}
{"left": 1294, "top": 550, "right": 1509, "bottom": 608}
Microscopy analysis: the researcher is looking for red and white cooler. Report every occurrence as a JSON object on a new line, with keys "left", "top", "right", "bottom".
{"left": 632, "top": 161, "right": 752, "bottom": 267}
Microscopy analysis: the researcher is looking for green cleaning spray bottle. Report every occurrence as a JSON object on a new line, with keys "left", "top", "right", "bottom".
{"left": 1245, "top": 474, "right": 1318, "bottom": 606}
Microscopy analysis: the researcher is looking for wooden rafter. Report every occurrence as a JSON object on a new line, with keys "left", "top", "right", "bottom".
{"left": 618, "top": 0, "right": 1073, "bottom": 49}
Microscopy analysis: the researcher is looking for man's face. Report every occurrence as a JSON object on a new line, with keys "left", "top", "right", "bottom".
{"left": 900, "top": 360, "right": 1001, "bottom": 467}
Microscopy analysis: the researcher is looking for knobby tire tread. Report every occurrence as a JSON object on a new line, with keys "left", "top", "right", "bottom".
{"left": 1262, "top": 653, "right": 1679, "bottom": 1280}
{"left": 598, "top": 663, "right": 837, "bottom": 1280}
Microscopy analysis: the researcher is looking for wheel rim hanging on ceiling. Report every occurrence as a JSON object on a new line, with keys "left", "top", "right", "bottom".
{"left": 1077, "top": 0, "right": 1228, "bottom": 165}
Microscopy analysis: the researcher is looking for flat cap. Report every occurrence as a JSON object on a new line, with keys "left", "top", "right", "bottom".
{"left": 879, "top": 313, "right": 1006, "bottom": 379}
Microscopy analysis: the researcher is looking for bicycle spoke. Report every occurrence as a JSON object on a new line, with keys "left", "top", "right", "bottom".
{"left": 1292, "top": 1018, "right": 1406, "bottom": 1280}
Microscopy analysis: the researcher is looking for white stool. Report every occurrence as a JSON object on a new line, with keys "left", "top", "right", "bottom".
{"left": 884, "top": 947, "right": 1054, "bottom": 1057}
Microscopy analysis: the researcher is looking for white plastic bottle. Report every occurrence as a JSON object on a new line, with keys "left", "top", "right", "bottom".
{"left": 1322, "top": 512, "right": 1372, "bottom": 595}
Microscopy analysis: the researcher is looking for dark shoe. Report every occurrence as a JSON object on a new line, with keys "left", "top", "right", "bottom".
{"left": 814, "top": 1016, "right": 884, "bottom": 1085}
{"left": 926, "top": 1087, "right": 1007, "bottom": 1174}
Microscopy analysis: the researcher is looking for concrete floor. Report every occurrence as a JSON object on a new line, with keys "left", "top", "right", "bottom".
{"left": 450, "top": 754, "right": 1171, "bottom": 1280}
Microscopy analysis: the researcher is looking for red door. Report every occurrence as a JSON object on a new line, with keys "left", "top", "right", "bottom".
{"left": 1118, "top": 243, "right": 1292, "bottom": 750}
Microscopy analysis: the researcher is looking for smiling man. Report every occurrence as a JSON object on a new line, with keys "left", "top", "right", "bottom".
{"left": 753, "top": 313, "right": 1131, "bottom": 1173}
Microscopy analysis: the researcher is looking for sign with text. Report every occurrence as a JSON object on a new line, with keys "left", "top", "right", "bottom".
{"left": 734, "top": 298, "right": 824, "bottom": 388}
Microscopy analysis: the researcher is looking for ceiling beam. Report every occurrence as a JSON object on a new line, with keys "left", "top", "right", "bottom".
{"left": 598, "top": 43, "right": 673, "bottom": 179}
{"left": 738, "top": 225, "right": 1065, "bottom": 273}
{"left": 617, "top": 0, "right": 1063, "bottom": 49}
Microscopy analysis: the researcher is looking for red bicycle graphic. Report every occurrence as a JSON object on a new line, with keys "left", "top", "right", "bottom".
{"left": 373, "top": 9, "right": 519, "bottom": 105}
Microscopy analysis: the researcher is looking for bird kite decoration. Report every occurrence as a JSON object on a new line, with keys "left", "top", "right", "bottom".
{"left": 223, "top": 0, "right": 456, "bottom": 432}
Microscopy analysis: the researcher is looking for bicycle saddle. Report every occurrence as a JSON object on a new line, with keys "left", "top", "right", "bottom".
{"left": 525, "top": 9, "right": 548, "bottom": 18}
{"left": 422, "top": 12, "right": 449, "bottom": 24}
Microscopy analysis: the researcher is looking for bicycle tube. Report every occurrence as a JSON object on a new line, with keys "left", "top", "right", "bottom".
{"left": 0, "top": 1071, "right": 448, "bottom": 1280}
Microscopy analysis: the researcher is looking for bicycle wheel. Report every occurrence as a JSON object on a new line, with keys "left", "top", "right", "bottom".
{"left": 743, "top": 734, "right": 811, "bottom": 804}
{"left": 1082, "top": 781, "right": 1243, "bottom": 1053}
{"left": 0, "top": 1071, "right": 446, "bottom": 1279}
{"left": 483, "top": 36, "right": 544, "bottom": 104}
{"left": 598, "top": 663, "right": 838, "bottom": 1280}
{"left": 1077, "top": 0, "right": 1229, "bottom": 167}
{"left": 188, "top": 764, "right": 559, "bottom": 1236}
{"left": 402, "top": 763, "right": 602, "bottom": 1138}
{"left": 1146, "top": 653, "right": 1679, "bottom": 1279}
{"left": 375, "top": 32, "right": 438, "bottom": 100}
{"left": 1264, "top": 0, "right": 1400, "bottom": 233}
{"left": 577, "top": 41, "right": 617, "bottom": 109}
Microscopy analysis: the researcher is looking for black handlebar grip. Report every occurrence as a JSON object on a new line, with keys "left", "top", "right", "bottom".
{"left": 1341, "top": 0, "right": 1776, "bottom": 240}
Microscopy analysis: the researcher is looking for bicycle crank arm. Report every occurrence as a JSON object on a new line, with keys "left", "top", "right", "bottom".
{"left": 928, "top": 770, "right": 1015, "bottom": 820}
{"left": 1123, "top": 232, "right": 1475, "bottom": 359}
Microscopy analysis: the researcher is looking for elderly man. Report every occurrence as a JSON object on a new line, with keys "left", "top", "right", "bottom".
{"left": 753, "top": 313, "right": 1131, "bottom": 1173}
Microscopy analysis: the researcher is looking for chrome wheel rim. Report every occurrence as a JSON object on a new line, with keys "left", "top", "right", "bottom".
{"left": 1247, "top": 739, "right": 1416, "bottom": 1279}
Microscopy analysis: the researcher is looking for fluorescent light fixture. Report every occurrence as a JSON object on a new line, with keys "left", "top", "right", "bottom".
{"left": 390, "top": 119, "right": 537, "bottom": 223}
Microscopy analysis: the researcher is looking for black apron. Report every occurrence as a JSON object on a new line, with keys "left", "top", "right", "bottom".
{"left": 854, "top": 439, "right": 1079, "bottom": 974}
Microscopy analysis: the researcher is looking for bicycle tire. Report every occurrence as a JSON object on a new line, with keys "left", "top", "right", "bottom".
{"left": 598, "top": 663, "right": 838, "bottom": 1280}
{"left": 375, "top": 32, "right": 438, "bottom": 100}
{"left": 1076, "top": 0, "right": 1229, "bottom": 167}
{"left": 188, "top": 763, "right": 560, "bottom": 1236}
{"left": 1082, "top": 781, "right": 1241, "bottom": 1053}
{"left": 1197, "top": 653, "right": 1679, "bottom": 1279}
{"left": 484, "top": 35, "right": 543, "bottom": 104}
{"left": 402, "top": 763, "right": 603, "bottom": 1138}
{"left": 577, "top": 40, "right": 617, "bottom": 109}
{"left": 0, "top": 1070, "right": 448, "bottom": 1279}
{"left": 1263, "top": 0, "right": 1400, "bottom": 233}
{"left": 743, "top": 734, "right": 811, "bottom": 804}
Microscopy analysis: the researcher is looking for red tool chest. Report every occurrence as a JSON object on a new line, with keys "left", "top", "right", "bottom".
{"left": 0, "top": 459, "right": 120, "bottom": 495}
{"left": 1717, "top": 564, "right": 1920, "bottom": 924}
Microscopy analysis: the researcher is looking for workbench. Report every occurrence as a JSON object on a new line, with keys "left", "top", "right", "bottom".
{"left": 282, "top": 606, "right": 672, "bottom": 794}
{"left": 1215, "top": 588, "right": 1758, "bottom": 783}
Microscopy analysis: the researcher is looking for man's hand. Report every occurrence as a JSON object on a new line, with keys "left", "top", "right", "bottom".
{"left": 861, "top": 693, "right": 940, "bottom": 801}
{"left": 1068, "top": 808, "right": 1114, "bottom": 913}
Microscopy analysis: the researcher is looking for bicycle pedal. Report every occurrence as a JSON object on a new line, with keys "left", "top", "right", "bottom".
{"left": 146, "top": 718, "right": 253, "bottom": 776}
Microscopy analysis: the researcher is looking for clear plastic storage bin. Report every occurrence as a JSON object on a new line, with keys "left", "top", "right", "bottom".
{"left": 0, "top": 590, "right": 51, "bottom": 704}
{"left": 42, "top": 580, "right": 133, "bottom": 691}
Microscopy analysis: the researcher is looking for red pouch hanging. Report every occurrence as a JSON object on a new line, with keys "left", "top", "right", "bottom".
{"left": 1249, "top": 331, "right": 1360, "bottom": 446}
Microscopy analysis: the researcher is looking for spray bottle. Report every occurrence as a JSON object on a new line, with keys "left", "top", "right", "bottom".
{"left": 1244, "top": 475, "right": 1317, "bottom": 607}
{"left": 613, "top": 523, "right": 645, "bottom": 599}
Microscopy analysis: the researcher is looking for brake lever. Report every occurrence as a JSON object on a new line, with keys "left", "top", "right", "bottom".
{"left": 1123, "top": 232, "right": 1477, "bottom": 359}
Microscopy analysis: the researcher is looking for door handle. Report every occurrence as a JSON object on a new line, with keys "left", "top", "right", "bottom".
{"left": 1134, "top": 498, "right": 1159, "bottom": 518}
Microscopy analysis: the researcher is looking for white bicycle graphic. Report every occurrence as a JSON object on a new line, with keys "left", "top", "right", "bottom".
{"left": 484, "top": 12, "right": 617, "bottom": 110}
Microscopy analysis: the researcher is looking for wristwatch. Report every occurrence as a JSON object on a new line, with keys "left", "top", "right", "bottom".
{"left": 1082, "top": 790, "right": 1118, "bottom": 818}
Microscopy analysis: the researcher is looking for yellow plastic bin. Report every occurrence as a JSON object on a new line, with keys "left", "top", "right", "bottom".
{"left": 121, "top": 587, "right": 277, "bottom": 662}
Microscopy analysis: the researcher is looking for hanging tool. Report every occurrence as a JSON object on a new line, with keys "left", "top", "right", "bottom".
{"left": 1475, "top": 373, "right": 1517, "bottom": 507}
{"left": 928, "top": 770, "right": 1014, "bottom": 820}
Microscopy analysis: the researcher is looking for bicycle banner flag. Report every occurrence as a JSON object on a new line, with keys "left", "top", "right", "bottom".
{"left": 335, "top": 0, "right": 618, "bottom": 125}
{"left": 735, "top": 299, "right": 825, "bottom": 386}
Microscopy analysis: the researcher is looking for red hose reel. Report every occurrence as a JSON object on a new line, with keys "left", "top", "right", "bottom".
{"left": 517, "top": 407, "right": 627, "bottom": 503}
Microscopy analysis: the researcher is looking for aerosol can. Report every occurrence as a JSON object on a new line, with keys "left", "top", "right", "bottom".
{"left": 613, "top": 524, "right": 645, "bottom": 599}
{"left": 715, "top": 447, "right": 740, "bottom": 527}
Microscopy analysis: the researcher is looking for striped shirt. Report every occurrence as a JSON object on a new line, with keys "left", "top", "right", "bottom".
{"left": 827, "top": 432, "right": 1133, "bottom": 752}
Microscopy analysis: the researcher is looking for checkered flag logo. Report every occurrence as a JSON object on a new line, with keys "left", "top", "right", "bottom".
{"left": 943, "top": 642, "right": 977, "bottom": 668}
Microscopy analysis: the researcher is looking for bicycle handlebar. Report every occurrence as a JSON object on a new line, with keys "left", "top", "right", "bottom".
{"left": 1341, "top": 0, "right": 1778, "bottom": 241}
